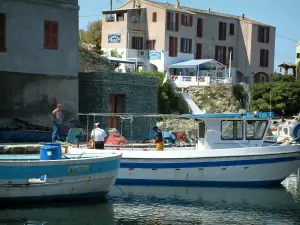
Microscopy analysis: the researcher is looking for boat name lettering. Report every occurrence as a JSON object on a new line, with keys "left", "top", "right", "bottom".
{"left": 68, "top": 165, "right": 90, "bottom": 174}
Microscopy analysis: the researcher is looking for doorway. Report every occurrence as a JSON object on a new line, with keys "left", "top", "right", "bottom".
{"left": 108, "top": 94, "right": 125, "bottom": 130}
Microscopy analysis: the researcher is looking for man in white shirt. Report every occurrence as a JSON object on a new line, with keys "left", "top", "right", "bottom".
{"left": 91, "top": 123, "right": 107, "bottom": 149}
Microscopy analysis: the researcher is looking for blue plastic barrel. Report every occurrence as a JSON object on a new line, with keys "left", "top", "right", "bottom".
{"left": 44, "top": 143, "right": 62, "bottom": 159}
{"left": 40, "top": 145, "right": 62, "bottom": 160}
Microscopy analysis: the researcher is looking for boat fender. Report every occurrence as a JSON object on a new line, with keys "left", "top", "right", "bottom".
{"left": 280, "top": 137, "right": 292, "bottom": 146}
{"left": 28, "top": 175, "right": 47, "bottom": 184}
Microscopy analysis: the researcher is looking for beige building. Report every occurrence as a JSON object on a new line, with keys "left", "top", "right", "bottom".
{"left": 101, "top": 0, "right": 275, "bottom": 86}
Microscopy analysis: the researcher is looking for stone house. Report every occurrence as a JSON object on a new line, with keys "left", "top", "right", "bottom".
{"left": 0, "top": 0, "right": 79, "bottom": 125}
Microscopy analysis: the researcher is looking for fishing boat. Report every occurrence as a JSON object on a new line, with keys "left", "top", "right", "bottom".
{"left": 71, "top": 112, "right": 300, "bottom": 187}
{"left": 264, "top": 114, "right": 300, "bottom": 145}
{"left": 0, "top": 143, "right": 122, "bottom": 202}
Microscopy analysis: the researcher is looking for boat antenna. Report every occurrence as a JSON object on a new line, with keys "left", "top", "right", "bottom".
{"left": 269, "top": 90, "right": 272, "bottom": 112}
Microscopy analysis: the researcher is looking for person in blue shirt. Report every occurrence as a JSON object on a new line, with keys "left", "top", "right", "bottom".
{"left": 152, "top": 125, "right": 164, "bottom": 151}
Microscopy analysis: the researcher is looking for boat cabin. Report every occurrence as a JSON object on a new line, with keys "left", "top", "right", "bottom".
{"left": 185, "top": 112, "right": 274, "bottom": 150}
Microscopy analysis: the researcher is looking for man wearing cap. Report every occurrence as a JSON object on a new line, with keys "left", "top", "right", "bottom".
{"left": 91, "top": 123, "right": 107, "bottom": 149}
{"left": 51, "top": 104, "right": 65, "bottom": 142}
{"left": 152, "top": 125, "right": 164, "bottom": 151}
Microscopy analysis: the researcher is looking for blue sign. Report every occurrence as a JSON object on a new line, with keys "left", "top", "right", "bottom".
{"left": 108, "top": 34, "right": 121, "bottom": 43}
{"left": 148, "top": 50, "right": 161, "bottom": 60}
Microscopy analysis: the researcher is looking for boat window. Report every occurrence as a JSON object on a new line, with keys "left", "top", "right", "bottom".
{"left": 283, "top": 128, "right": 288, "bottom": 135}
{"left": 246, "top": 120, "right": 268, "bottom": 140}
{"left": 221, "top": 120, "right": 243, "bottom": 140}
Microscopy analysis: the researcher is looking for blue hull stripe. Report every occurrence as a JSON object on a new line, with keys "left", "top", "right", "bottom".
{"left": 120, "top": 156, "right": 299, "bottom": 169}
{"left": 0, "top": 159, "right": 120, "bottom": 180}
{"left": 0, "top": 191, "right": 109, "bottom": 202}
{"left": 115, "top": 179, "right": 285, "bottom": 187}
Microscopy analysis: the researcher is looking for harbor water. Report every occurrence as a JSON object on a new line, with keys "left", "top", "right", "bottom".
{"left": 1, "top": 174, "right": 300, "bottom": 225}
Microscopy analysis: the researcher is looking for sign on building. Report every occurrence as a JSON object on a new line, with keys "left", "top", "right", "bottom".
{"left": 108, "top": 34, "right": 121, "bottom": 43}
{"left": 148, "top": 50, "right": 161, "bottom": 60}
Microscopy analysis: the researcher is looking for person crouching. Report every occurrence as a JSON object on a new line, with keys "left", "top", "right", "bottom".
{"left": 152, "top": 125, "right": 164, "bottom": 151}
{"left": 91, "top": 123, "right": 107, "bottom": 149}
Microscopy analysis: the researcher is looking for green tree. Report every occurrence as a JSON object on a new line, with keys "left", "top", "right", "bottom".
{"left": 135, "top": 71, "right": 179, "bottom": 114}
{"left": 109, "top": 49, "right": 122, "bottom": 69}
{"left": 84, "top": 20, "right": 102, "bottom": 50}
{"left": 273, "top": 73, "right": 295, "bottom": 82}
{"left": 251, "top": 79, "right": 300, "bottom": 115}
{"left": 79, "top": 29, "right": 87, "bottom": 43}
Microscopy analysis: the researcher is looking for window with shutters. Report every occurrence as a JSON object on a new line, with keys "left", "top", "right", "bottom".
{"left": 196, "top": 44, "right": 202, "bottom": 59}
{"left": 147, "top": 40, "right": 156, "bottom": 50}
{"left": 229, "top": 23, "right": 234, "bottom": 35}
{"left": 181, "top": 14, "right": 193, "bottom": 26}
{"left": 169, "top": 36, "right": 178, "bottom": 57}
{"left": 197, "top": 18, "right": 203, "bottom": 37}
{"left": 152, "top": 12, "right": 157, "bottom": 22}
{"left": 132, "top": 36, "right": 143, "bottom": 50}
{"left": 0, "top": 13, "right": 6, "bottom": 52}
{"left": 215, "top": 45, "right": 227, "bottom": 65}
{"left": 44, "top": 20, "right": 59, "bottom": 50}
{"left": 180, "top": 38, "right": 192, "bottom": 53}
{"left": 258, "top": 26, "right": 270, "bottom": 43}
{"left": 259, "top": 49, "right": 269, "bottom": 67}
{"left": 167, "top": 12, "right": 179, "bottom": 31}
{"left": 218, "top": 22, "right": 227, "bottom": 41}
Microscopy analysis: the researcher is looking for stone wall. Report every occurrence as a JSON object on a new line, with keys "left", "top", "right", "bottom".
{"left": 79, "top": 72, "right": 158, "bottom": 140}
{"left": 0, "top": 71, "right": 78, "bottom": 126}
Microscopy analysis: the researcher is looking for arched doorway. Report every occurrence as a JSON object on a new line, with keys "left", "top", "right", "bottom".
{"left": 145, "top": 63, "right": 158, "bottom": 72}
{"left": 253, "top": 72, "right": 269, "bottom": 83}
{"left": 236, "top": 71, "right": 245, "bottom": 83}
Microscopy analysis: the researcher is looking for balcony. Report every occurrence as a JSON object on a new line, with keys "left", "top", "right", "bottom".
{"left": 171, "top": 75, "right": 232, "bottom": 88}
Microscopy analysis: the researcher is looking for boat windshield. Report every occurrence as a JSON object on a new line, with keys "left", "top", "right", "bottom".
{"left": 221, "top": 120, "right": 243, "bottom": 140}
{"left": 246, "top": 120, "right": 268, "bottom": 140}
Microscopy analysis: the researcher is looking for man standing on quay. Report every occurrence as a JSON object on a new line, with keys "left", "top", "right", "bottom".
{"left": 51, "top": 104, "right": 65, "bottom": 142}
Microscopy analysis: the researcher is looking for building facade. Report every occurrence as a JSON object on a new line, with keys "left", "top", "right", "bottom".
{"left": 0, "top": 0, "right": 79, "bottom": 125}
{"left": 101, "top": 0, "right": 276, "bottom": 87}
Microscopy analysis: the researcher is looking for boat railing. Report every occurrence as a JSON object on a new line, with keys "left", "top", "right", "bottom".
{"left": 77, "top": 113, "right": 199, "bottom": 150}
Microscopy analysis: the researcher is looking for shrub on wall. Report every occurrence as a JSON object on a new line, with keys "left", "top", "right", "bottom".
{"left": 135, "top": 71, "right": 178, "bottom": 114}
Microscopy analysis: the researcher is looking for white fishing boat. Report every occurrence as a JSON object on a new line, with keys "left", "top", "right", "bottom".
{"left": 264, "top": 114, "right": 300, "bottom": 145}
{"left": 0, "top": 143, "right": 122, "bottom": 201}
{"left": 71, "top": 112, "right": 300, "bottom": 187}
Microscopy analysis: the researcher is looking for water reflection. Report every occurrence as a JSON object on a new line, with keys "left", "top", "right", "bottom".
{"left": 0, "top": 198, "right": 114, "bottom": 225}
{"left": 109, "top": 176, "right": 300, "bottom": 225}
{"left": 0, "top": 176, "right": 300, "bottom": 225}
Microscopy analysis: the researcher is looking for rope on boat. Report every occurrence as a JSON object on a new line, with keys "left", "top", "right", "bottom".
{"left": 115, "top": 184, "right": 124, "bottom": 195}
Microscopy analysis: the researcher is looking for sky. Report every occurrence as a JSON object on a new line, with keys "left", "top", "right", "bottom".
{"left": 78, "top": 0, "right": 299, "bottom": 72}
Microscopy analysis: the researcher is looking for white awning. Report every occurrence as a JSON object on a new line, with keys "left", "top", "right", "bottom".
{"left": 106, "top": 57, "right": 136, "bottom": 64}
{"left": 168, "top": 59, "right": 225, "bottom": 70}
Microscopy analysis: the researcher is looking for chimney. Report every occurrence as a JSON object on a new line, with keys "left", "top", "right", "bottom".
{"left": 175, "top": 0, "right": 180, "bottom": 8}
{"left": 207, "top": 8, "right": 211, "bottom": 13}
{"left": 240, "top": 13, "right": 245, "bottom": 19}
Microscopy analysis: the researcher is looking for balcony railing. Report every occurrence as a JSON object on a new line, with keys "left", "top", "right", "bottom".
{"left": 171, "top": 75, "right": 232, "bottom": 88}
